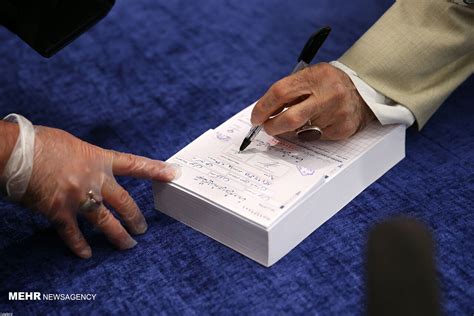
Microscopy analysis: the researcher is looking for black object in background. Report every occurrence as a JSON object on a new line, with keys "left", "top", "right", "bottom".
{"left": 367, "top": 217, "right": 441, "bottom": 316}
{"left": 0, "top": 0, "right": 115, "bottom": 58}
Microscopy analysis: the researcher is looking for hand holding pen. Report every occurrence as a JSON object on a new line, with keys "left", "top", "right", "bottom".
{"left": 240, "top": 27, "right": 375, "bottom": 151}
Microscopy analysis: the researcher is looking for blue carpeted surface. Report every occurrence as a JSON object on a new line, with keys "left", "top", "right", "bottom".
{"left": 0, "top": 1, "right": 472, "bottom": 314}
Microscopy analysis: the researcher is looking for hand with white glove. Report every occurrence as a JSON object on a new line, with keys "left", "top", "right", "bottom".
{"left": 1, "top": 115, "right": 180, "bottom": 258}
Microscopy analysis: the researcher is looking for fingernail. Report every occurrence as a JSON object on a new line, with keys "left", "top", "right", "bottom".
{"left": 134, "top": 218, "right": 148, "bottom": 235}
{"left": 120, "top": 236, "right": 138, "bottom": 250}
{"left": 78, "top": 247, "right": 92, "bottom": 259}
{"left": 171, "top": 163, "right": 182, "bottom": 179}
{"left": 164, "top": 163, "right": 182, "bottom": 180}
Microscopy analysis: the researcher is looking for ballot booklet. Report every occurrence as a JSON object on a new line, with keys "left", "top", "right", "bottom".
{"left": 153, "top": 104, "right": 405, "bottom": 266}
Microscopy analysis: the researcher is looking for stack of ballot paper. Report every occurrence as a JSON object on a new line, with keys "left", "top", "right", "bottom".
{"left": 153, "top": 104, "right": 405, "bottom": 266}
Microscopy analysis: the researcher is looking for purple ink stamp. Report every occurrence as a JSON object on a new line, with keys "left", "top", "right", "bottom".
{"left": 297, "top": 165, "right": 315, "bottom": 176}
{"left": 216, "top": 131, "right": 231, "bottom": 142}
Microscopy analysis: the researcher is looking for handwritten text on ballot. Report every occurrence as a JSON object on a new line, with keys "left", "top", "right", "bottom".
{"left": 168, "top": 128, "right": 336, "bottom": 228}
{"left": 167, "top": 104, "right": 394, "bottom": 227}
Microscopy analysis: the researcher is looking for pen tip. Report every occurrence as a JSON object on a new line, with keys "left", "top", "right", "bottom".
{"left": 239, "top": 138, "right": 251, "bottom": 152}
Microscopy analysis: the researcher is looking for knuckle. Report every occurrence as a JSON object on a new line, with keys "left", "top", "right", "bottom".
{"left": 52, "top": 214, "right": 69, "bottom": 229}
{"left": 294, "top": 68, "right": 312, "bottom": 84}
{"left": 63, "top": 224, "right": 78, "bottom": 239}
{"left": 271, "top": 80, "right": 287, "bottom": 99}
{"left": 332, "top": 83, "right": 347, "bottom": 101}
{"left": 340, "top": 122, "right": 356, "bottom": 138}
{"left": 337, "top": 106, "right": 352, "bottom": 119}
{"left": 317, "top": 63, "right": 333, "bottom": 76}
{"left": 113, "top": 151, "right": 138, "bottom": 171}
{"left": 285, "top": 112, "right": 305, "bottom": 130}
{"left": 65, "top": 175, "right": 81, "bottom": 192}
{"left": 123, "top": 207, "right": 141, "bottom": 223}
{"left": 122, "top": 153, "right": 138, "bottom": 171}
{"left": 122, "top": 211, "right": 138, "bottom": 222}
{"left": 116, "top": 192, "right": 139, "bottom": 221}
{"left": 325, "top": 122, "right": 354, "bottom": 140}
{"left": 96, "top": 208, "right": 112, "bottom": 227}
{"left": 117, "top": 189, "right": 132, "bottom": 206}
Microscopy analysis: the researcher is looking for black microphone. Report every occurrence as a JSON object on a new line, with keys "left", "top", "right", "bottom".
{"left": 366, "top": 217, "right": 441, "bottom": 316}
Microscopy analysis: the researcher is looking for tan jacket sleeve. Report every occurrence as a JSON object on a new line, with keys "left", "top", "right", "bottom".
{"left": 339, "top": 0, "right": 474, "bottom": 129}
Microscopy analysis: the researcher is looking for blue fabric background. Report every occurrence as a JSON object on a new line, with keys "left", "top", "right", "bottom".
{"left": 0, "top": 0, "right": 472, "bottom": 314}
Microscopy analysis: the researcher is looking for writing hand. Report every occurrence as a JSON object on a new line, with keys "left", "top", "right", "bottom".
{"left": 251, "top": 63, "right": 375, "bottom": 140}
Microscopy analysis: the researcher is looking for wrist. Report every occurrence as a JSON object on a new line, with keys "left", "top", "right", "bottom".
{"left": 1, "top": 114, "right": 36, "bottom": 201}
{"left": 0, "top": 121, "right": 20, "bottom": 175}
{"left": 355, "top": 90, "right": 376, "bottom": 132}
{"left": 331, "top": 60, "right": 415, "bottom": 127}
{"left": 361, "top": 96, "right": 376, "bottom": 123}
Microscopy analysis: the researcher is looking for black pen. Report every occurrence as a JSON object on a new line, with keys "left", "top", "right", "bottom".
{"left": 239, "top": 26, "right": 331, "bottom": 152}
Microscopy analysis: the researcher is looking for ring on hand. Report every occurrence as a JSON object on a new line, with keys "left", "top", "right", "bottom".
{"left": 79, "top": 190, "right": 103, "bottom": 213}
{"left": 296, "top": 120, "right": 322, "bottom": 141}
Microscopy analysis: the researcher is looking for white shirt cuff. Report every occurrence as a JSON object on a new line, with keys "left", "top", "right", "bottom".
{"left": 330, "top": 61, "right": 415, "bottom": 127}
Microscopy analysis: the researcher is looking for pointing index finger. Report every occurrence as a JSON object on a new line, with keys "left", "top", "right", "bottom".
{"left": 109, "top": 150, "right": 181, "bottom": 182}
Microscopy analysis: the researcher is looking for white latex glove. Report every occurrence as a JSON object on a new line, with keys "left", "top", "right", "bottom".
{"left": 20, "top": 125, "right": 179, "bottom": 258}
